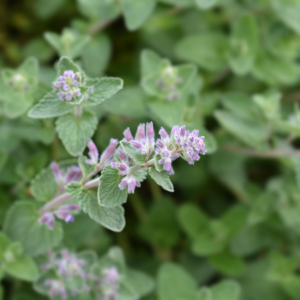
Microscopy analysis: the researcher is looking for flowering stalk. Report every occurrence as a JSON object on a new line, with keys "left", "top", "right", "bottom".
{"left": 39, "top": 123, "right": 206, "bottom": 216}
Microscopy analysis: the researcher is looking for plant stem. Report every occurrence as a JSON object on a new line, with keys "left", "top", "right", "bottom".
{"left": 129, "top": 158, "right": 155, "bottom": 173}
{"left": 39, "top": 160, "right": 155, "bottom": 214}
{"left": 74, "top": 104, "right": 82, "bottom": 119}
{"left": 39, "top": 177, "right": 100, "bottom": 214}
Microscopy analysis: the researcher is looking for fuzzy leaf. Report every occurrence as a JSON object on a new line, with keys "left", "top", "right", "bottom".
{"left": 148, "top": 167, "right": 174, "bottom": 192}
{"left": 28, "top": 91, "right": 74, "bottom": 119}
{"left": 98, "top": 166, "right": 128, "bottom": 207}
{"left": 56, "top": 110, "right": 98, "bottom": 156}
{"left": 83, "top": 77, "right": 123, "bottom": 107}
{"left": 78, "top": 155, "right": 95, "bottom": 180}
{"left": 120, "top": 0, "right": 156, "bottom": 31}
{"left": 120, "top": 141, "right": 147, "bottom": 165}
{"left": 4, "top": 252, "right": 39, "bottom": 282}
{"left": 30, "top": 167, "right": 58, "bottom": 202}
{"left": 57, "top": 56, "right": 82, "bottom": 75}
{"left": 158, "top": 263, "right": 197, "bottom": 300}
{"left": 3, "top": 202, "right": 63, "bottom": 256}
{"left": 66, "top": 182, "right": 126, "bottom": 232}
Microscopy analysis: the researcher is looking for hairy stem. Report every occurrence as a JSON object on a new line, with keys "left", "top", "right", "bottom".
{"left": 39, "top": 159, "right": 156, "bottom": 214}
{"left": 39, "top": 177, "right": 100, "bottom": 214}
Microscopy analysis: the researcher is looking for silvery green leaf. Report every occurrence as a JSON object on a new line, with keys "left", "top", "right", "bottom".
{"left": 3, "top": 202, "right": 63, "bottom": 256}
{"left": 82, "top": 34, "right": 111, "bottom": 77}
{"left": 195, "top": 0, "right": 218, "bottom": 9}
{"left": 175, "top": 32, "right": 228, "bottom": 72}
{"left": 45, "top": 30, "right": 90, "bottom": 59}
{"left": 120, "top": 141, "right": 147, "bottom": 165}
{"left": 28, "top": 91, "right": 74, "bottom": 119}
{"left": 30, "top": 167, "right": 58, "bottom": 202}
{"left": 83, "top": 77, "right": 123, "bottom": 107}
{"left": 120, "top": 0, "right": 156, "bottom": 31}
{"left": 56, "top": 110, "right": 98, "bottom": 156}
{"left": 98, "top": 165, "right": 128, "bottom": 208}
{"left": 66, "top": 182, "right": 126, "bottom": 232}
{"left": 148, "top": 167, "right": 174, "bottom": 192}
{"left": 158, "top": 263, "right": 197, "bottom": 300}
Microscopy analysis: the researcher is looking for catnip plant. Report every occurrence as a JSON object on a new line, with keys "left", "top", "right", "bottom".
{"left": 2, "top": 1, "right": 300, "bottom": 300}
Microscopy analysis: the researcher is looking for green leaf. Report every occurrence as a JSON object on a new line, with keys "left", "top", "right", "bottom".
{"left": 141, "top": 49, "right": 162, "bottom": 79}
{"left": 4, "top": 252, "right": 39, "bottom": 281}
{"left": 78, "top": 155, "right": 95, "bottom": 180}
{"left": 214, "top": 110, "right": 268, "bottom": 148}
{"left": 272, "top": 0, "right": 300, "bottom": 35}
{"left": 98, "top": 165, "right": 128, "bottom": 207}
{"left": 195, "top": 0, "right": 218, "bottom": 9}
{"left": 175, "top": 33, "right": 228, "bottom": 72}
{"left": 251, "top": 52, "right": 300, "bottom": 86}
{"left": 58, "top": 56, "right": 82, "bottom": 75}
{"left": 177, "top": 204, "right": 210, "bottom": 240}
{"left": 210, "top": 280, "right": 241, "bottom": 300}
{"left": 3, "top": 202, "right": 63, "bottom": 256}
{"left": 148, "top": 100, "right": 185, "bottom": 129}
{"left": 28, "top": 91, "right": 75, "bottom": 119}
{"left": 139, "top": 197, "right": 180, "bottom": 248}
{"left": 120, "top": 141, "right": 147, "bottom": 165}
{"left": 66, "top": 182, "right": 126, "bottom": 232}
{"left": 4, "top": 91, "right": 35, "bottom": 119}
{"left": 228, "top": 14, "right": 258, "bottom": 75}
{"left": 83, "top": 77, "right": 123, "bottom": 107}
{"left": 102, "top": 86, "right": 148, "bottom": 118}
{"left": 82, "top": 34, "right": 111, "bottom": 77}
{"left": 158, "top": 263, "right": 197, "bottom": 300}
{"left": 77, "top": 0, "right": 120, "bottom": 22}
{"left": 209, "top": 249, "right": 245, "bottom": 276}
{"left": 30, "top": 167, "right": 58, "bottom": 202}
{"left": 122, "top": 269, "right": 155, "bottom": 298}
{"left": 253, "top": 90, "right": 281, "bottom": 121}
{"left": 148, "top": 167, "right": 174, "bottom": 192}
{"left": 120, "top": 0, "right": 156, "bottom": 31}
{"left": 45, "top": 30, "right": 90, "bottom": 59}
{"left": 56, "top": 110, "right": 98, "bottom": 156}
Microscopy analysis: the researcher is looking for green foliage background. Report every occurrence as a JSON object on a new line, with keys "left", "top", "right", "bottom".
{"left": 1, "top": 0, "right": 300, "bottom": 299}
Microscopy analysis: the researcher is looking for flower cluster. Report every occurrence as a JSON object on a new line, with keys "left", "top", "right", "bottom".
{"left": 52, "top": 70, "right": 94, "bottom": 102}
{"left": 44, "top": 279, "right": 67, "bottom": 299}
{"left": 156, "top": 66, "right": 182, "bottom": 101}
{"left": 39, "top": 204, "right": 80, "bottom": 230}
{"left": 40, "top": 250, "right": 120, "bottom": 300}
{"left": 86, "top": 139, "right": 118, "bottom": 168}
{"left": 50, "top": 162, "right": 82, "bottom": 193}
{"left": 41, "top": 250, "right": 93, "bottom": 299}
{"left": 109, "top": 123, "right": 206, "bottom": 192}
{"left": 156, "top": 125, "right": 206, "bottom": 175}
{"left": 96, "top": 267, "right": 120, "bottom": 300}
{"left": 111, "top": 148, "right": 142, "bottom": 194}
{"left": 9, "top": 73, "right": 29, "bottom": 91}
{"left": 125, "top": 122, "right": 155, "bottom": 156}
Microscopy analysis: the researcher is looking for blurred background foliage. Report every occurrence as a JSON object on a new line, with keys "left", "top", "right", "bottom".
{"left": 2, "top": 0, "right": 300, "bottom": 299}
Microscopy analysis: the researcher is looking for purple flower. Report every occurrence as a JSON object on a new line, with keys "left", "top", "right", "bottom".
{"left": 99, "top": 139, "right": 118, "bottom": 167}
{"left": 54, "top": 204, "right": 79, "bottom": 223}
{"left": 98, "top": 267, "right": 120, "bottom": 300}
{"left": 86, "top": 139, "right": 118, "bottom": 168}
{"left": 45, "top": 279, "right": 67, "bottom": 299}
{"left": 155, "top": 125, "right": 206, "bottom": 175}
{"left": 123, "top": 128, "right": 133, "bottom": 141}
{"left": 50, "top": 162, "right": 82, "bottom": 191}
{"left": 118, "top": 176, "right": 141, "bottom": 194}
{"left": 126, "top": 122, "right": 155, "bottom": 155}
{"left": 86, "top": 140, "right": 99, "bottom": 165}
{"left": 39, "top": 213, "right": 55, "bottom": 230}
{"left": 52, "top": 69, "right": 93, "bottom": 102}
